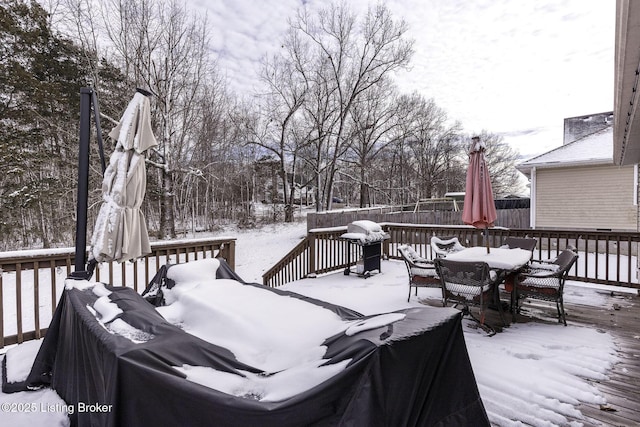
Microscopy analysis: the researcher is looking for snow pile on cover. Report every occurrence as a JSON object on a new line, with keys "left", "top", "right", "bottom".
{"left": 157, "top": 258, "right": 412, "bottom": 401}
{"left": 340, "top": 219, "right": 388, "bottom": 243}
{"left": 345, "top": 312, "right": 405, "bottom": 336}
{"left": 157, "top": 258, "right": 353, "bottom": 374}
{"left": 65, "top": 279, "right": 155, "bottom": 343}
{"left": 175, "top": 358, "right": 351, "bottom": 402}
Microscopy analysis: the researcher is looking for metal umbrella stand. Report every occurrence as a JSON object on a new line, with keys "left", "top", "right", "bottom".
{"left": 70, "top": 87, "right": 106, "bottom": 279}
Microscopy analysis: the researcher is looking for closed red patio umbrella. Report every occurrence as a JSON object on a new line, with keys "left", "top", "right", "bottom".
{"left": 462, "top": 136, "right": 497, "bottom": 253}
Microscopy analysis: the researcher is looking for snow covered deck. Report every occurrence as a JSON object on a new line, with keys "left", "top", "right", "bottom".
{"left": 419, "top": 281, "right": 640, "bottom": 426}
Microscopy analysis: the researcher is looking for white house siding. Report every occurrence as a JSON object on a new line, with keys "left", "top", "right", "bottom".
{"left": 535, "top": 165, "right": 637, "bottom": 230}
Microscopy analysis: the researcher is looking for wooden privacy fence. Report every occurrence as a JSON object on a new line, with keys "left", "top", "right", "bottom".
{"left": 307, "top": 207, "right": 530, "bottom": 230}
{"left": 0, "top": 237, "right": 236, "bottom": 349}
{"left": 263, "top": 223, "right": 640, "bottom": 290}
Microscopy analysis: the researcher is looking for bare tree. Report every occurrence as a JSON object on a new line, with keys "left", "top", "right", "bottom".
{"left": 475, "top": 131, "right": 525, "bottom": 196}
{"left": 342, "top": 78, "right": 401, "bottom": 207}
{"left": 90, "top": 0, "right": 218, "bottom": 238}
{"left": 248, "top": 52, "right": 308, "bottom": 222}
{"left": 399, "top": 93, "right": 464, "bottom": 200}
{"left": 287, "top": 2, "right": 414, "bottom": 211}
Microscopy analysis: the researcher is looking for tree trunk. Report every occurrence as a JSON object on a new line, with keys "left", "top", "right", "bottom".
{"left": 37, "top": 199, "right": 50, "bottom": 249}
{"left": 159, "top": 169, "right": 176, "bottom": 239}
{"left": 359, "top": 182, "right": 370, "bottom": 208}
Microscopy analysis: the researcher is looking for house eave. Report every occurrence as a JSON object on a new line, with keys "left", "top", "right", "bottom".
{"left": 516, "top": 159, "right": 614, "bottom": 178}
{"left": 614, "top": 0, "right": 640, "bottom": 165}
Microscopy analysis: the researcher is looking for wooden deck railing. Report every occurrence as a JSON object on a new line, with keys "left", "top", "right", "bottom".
{"left": 263, "top": 223, "right": 640, "bottom": 289}
{"left": 0, "top": 237, "right": 236, "bottom": 349}
{"left": 262, "top": 228, "right": 357, "bottom": 287}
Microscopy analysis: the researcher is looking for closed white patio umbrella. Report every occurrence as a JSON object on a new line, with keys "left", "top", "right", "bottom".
{"left": 90, "top": 90, "right": 157, "bottom": 263}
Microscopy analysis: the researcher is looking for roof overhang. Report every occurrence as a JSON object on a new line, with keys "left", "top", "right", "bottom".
{"left": 516, "top": 159, "right": 614, "bottom": 178}
{"left": 614, "top": 0, "right": 640, "bottom": 165}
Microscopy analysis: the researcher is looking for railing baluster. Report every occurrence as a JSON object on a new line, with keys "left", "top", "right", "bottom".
{"left": 628, "top": 237, "right": 633, "bottom": 285}
{"left": 584, "top": 236, "right": 590, "bottom": 280}
{"left": 0, "top": 268, "right": 4, "bottom": 348}
{"left": 34, "top": 261, "right": 40, "bottom": 339}
{"left": 16, "top": 263, "right": 23, "bottom": 343}
{"left": 145, "top": 255, "right": 150, "bottom": 287}
{"left": 133, "top": 261, "right": 139, "bottom": 293}
{"left": 595, "top": 234, "right": 600, "bottom": 281}
{"left": 604, "top": 236, "right": 610, "bottom": 279}
{"left": 50, "top": 262, "right": 57, "bottom": 314}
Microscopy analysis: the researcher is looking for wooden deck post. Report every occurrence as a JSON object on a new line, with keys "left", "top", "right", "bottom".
{"left": 309, "top": 233, "right": 316, "bottom": 275}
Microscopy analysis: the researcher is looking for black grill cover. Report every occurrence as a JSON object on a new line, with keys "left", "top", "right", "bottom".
{"left": 3, "top": 259, "right": 489, "bottom": 427}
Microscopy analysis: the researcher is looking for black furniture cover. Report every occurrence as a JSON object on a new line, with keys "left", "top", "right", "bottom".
{"left": 3, "top": 259, "right": 490, "bottom": 427}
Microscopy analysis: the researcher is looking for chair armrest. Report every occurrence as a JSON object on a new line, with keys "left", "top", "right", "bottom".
{"left": 413, "top": 260, "right": 435, "bottom": 267}
{"left": 518, "top": 270, "right": 558, "bottom": 279}
{"left": 519, "top": 269, "right": 560, "bottom": 279}
{"left": 530, "top": 258, "right": 556, "bottom": 265}
{"left": 528, "top": 261, "right": 560, "bottom": 271}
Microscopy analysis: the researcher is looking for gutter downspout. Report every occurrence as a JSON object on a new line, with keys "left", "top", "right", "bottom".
{"left": 530, "top": 167, "right": 536, "bottom": 229}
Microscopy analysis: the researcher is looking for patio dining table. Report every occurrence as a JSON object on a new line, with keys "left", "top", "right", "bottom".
{"left": 444, "top": 247, "right": 533, "bottom": 316}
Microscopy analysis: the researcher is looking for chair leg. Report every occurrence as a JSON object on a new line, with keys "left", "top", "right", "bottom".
{"left": 557, "top": 298, "right": 567, "bottom": 326}
{"left": 408, "top": 285, "right": 411, "bottom": 302}
{"left": 496, "top": 302, "right": 506, "bottom": 327}
{"left": 463, "top": 307, "right": 496, "bottom": 337}
{"left": 493, "top": 287, "right": 507, "bottom": 326}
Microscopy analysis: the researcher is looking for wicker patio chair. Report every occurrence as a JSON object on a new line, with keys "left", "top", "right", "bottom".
{"left": 398, "top": 244, "right": 440, "bottom": 302}
{"left": 430, "top": 236, "right": 466, "bottom": 258}
{"left": 511, "top": 248, "right": 579, "bottom": 326}
{"left": 434, "top": 258, "right": 504, "bottom": 335}
{"left": 502, "top": 237, "right": 537, "bottom": 253}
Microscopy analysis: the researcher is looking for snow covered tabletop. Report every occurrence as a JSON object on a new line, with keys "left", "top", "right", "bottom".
{"left": 444, "top": 247, "right": 532, "bottom": 271}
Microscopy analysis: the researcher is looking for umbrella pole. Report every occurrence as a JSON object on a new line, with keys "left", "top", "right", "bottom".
{"left": 484, "top": 227, "right": 490, "bottom": 254}
{"left": 71, "top": 88, "right": 93, "bottom": 279}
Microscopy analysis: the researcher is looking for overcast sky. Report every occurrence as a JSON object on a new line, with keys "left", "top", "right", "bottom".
{"left": 192, "top": 0, "right": 614, "bottom": 159}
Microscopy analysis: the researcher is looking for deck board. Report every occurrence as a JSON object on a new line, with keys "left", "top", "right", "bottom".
{"left": 517, "top": 292, "right": 640, "bottom": 427}
{"left": 421, "top": 288, "right": 640, "bottom": 426}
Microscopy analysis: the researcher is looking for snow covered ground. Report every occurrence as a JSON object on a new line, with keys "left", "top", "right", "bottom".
{"left": 0, "top": 220, "right": 634, "bottom": 426}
